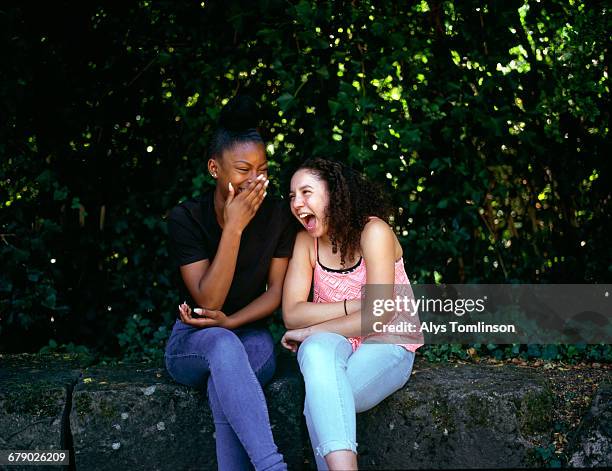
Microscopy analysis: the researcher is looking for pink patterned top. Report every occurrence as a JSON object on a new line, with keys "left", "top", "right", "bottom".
{"left": 313, "top": 238, "right": 423, "bottom": 353}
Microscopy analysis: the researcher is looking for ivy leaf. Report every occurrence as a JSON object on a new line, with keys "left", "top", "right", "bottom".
{"left": 277, "top": 93, "right": 294, "bottom": 112}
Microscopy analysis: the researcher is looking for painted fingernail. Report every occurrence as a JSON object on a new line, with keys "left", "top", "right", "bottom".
{"left": 257, "top": 174, "right": 264, "bottom": 180}
{"left": 264, "top": 180, "right": 270, "bottom": 188}
{"left": 264, "top": 192, "right": 267, "bottom": 197}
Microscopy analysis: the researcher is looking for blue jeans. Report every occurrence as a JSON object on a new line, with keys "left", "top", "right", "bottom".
{"left": 165, "top": 320, "right": 287, "bottom": 471}
{"left": 297, "top": 332, "right": 415, "bottom": 470}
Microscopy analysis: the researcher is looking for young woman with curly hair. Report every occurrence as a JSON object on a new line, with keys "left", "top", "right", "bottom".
{"left": 281, "top": 158, "right": 423, "bottom": 470}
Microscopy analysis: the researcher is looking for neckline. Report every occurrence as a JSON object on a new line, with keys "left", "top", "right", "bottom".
{"left": 317, "top": 256, "right": 363, "bottom": 273}
{"left": 315, "top": 238, "right": 363, "bottom": 273}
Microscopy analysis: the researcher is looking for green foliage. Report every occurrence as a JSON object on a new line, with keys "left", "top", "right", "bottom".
{"left": 531, "top": 444, "right": 563, "bottom": 468}
{"left": 268, "top": 310, "right": 287, "bottom": 344}
{"left": 39, "top": 339, "right": 91, "bottom": 356}
{"left": 116, "top": 314, "right": 169, "bottom": 363}
{"left": 421, "top": 343, "right": 612, "bottom": 363}
{"left": 421, "top": 343, "right": 469, "bottom": 362}
{"left": 1, "top": 1, "right": 609, "bottom": 359}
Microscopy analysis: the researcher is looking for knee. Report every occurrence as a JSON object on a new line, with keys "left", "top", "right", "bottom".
{"left": 354, "top": 396, "right": 371, "bottom": 414}
{"left": 198, "top": 327, "right": 244, "bottom": 360}
{"left": 298, "top": 332, "right": 346, "bottom": 372}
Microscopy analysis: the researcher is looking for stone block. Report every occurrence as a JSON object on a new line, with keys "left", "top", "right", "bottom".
{"left": 568, "top": 381, "right": 612, "bottom": 468}
{"left": 357, "top": 361, "right": 554, "bottom": 469}
{"left": 0, "top": 354, "right": 89, "bottom": 470}
{"left": 69, "top": 354, "right": 305, "bottom": 470}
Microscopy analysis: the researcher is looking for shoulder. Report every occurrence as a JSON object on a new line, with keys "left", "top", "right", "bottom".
{"left": 360, "top": 218, "right": 398, "bottom": 257}
{"left": 295, "top": 229, "right": 314, "bottom": 246}
{"left": 168, "top": 202, "right": 190, "bottom": 222}
{"left": 167, "top": 193, "right": 213, "bottom": 241}
{"left": 361, "top": 217, "right": 394, "bottom": 243}
{"left": 295, "top": 230, "right": 315, "bottom": 265}
{"left": 169, "top": 191, "right": 211, "bottom": 223}
{"left": 168, "top": 201, "right": 194, "bottom": 226}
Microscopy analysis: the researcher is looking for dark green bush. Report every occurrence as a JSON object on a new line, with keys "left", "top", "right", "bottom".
{"left": 1, "top": 1, "right": 609, "bottom": 360}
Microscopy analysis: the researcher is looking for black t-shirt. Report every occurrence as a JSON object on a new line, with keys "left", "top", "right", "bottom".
{"left": 167, "top": 189, "right": 297, "bottom": 324}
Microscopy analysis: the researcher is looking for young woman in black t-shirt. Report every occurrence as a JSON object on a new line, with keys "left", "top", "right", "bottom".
{"left": 165, "top": 96, "right": 294, "bottom": 471}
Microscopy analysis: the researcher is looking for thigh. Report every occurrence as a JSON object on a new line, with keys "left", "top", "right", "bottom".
{"left": 164, "top": 323, "right": 212, "bottom": 389}
{"left": 164, "top": 322, "right": 239, "bottom": 389}
{"left": 346, "top": 344, "right": 415, "bottom": 413}
{"left": 234, "top": 327, "right": 276, "bottom": 386}
{"left": 297, "top": 332, "right": 353, "bottom": 371}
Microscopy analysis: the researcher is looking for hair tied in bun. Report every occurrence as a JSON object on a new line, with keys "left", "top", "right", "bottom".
{"left": 207, "top": 95, "right": 264, "bottom": 160}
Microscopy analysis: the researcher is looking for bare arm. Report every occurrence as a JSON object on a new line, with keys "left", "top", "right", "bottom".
{"left": 282, "top": 231, "right": 360, "bottom": 329}
{"left": 225, "top": 257, "right": 289, "bottom": 328}
{"left": 179, "top": 227, "right": 241, "bottom": 310}
{"left": 180, "top": 257, "right": 289, "bottom": 330}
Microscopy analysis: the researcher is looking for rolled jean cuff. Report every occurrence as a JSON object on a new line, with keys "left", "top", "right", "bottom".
{"left": 316, "top": 439, "right": 358, "bottom": 457}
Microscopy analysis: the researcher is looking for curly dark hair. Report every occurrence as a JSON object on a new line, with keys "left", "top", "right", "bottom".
{"left": 298, "top": 158, "right": 394, "bottom": 266}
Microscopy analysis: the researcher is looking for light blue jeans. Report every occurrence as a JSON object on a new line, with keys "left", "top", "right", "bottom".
{"left": 297, "top": 332, "right": 415, "bottom": 470}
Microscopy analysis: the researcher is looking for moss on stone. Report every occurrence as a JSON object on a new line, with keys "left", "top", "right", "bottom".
{"left": 519, "top": 389, "right": 554, "bottom": 435}
{"left": 75, "top": 393, "right": 94, "bottom": 417}
{"left": 99, "top": 398, "right": 118, "bottom": 419}
{"left": 398, "top": 395, "right": 419, "bottom": 411}
{"left": 465, "top": 394, "right": 490, "bottom": 428}
{"left": 74, "top": 393, "right": 118, "bottom": 420}
{"left": 431, "top": 398, "right": 455, "bottom": 432}
{"left": 524, "top": 447, "right": 540, "bottom": 467}
{"left": 3, "top": 381, "right": 63, "bottom": 417}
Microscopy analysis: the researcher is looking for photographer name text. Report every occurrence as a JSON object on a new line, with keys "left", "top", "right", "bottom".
{"left": 372, "top": 321, "right": 516, "bottom": 334}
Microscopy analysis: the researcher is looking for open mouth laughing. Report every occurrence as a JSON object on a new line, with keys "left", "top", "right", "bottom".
{"left": 298, "top": 212, "right": 317, "bottom": 232}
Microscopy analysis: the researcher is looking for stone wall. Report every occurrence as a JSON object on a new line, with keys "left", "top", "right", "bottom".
{"left": 1, "top": 353, "right": 610, "bottom": 470}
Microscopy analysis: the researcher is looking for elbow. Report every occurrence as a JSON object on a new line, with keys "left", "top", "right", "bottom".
{"left": 267, "top": 285, "right": 282, "bottom": 311}
{"left": 281, "top": 302, "right": 300, "bottom": 330}
{"left": 198, "top": 302, "right": 223, "bottom": 311}
{"left": 283, "top": 317, "right": 300, "bottom": 330}
{"left": 192, "top": 293, "right": 223, "bottom": 311}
